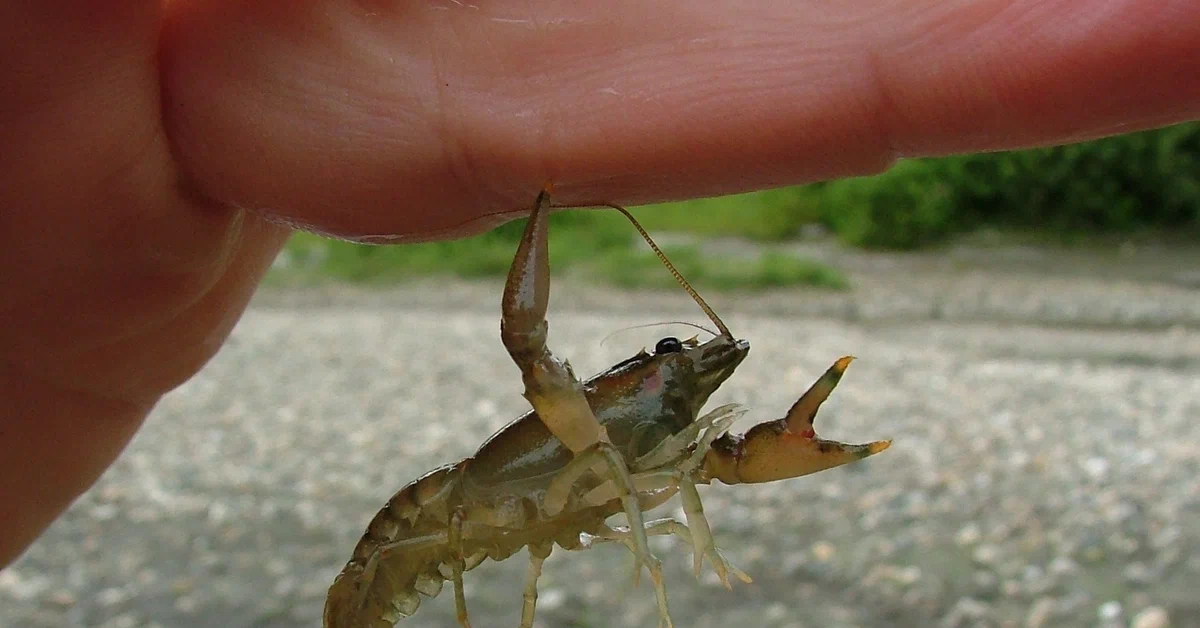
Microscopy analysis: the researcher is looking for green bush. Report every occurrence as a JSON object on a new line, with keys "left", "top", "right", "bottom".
{"left": 821, "top": 158, "right": 962, "bottom": 249}
{"left": 621, "top": 122, "right": 1199, "bottom": 249}
{"left": 822, "top": 122, "right": 1200, "bottom": 248}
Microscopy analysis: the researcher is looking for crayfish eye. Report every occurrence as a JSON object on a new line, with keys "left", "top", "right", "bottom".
{"left": 654, "top": 336, "right": 683, "bottom": 354}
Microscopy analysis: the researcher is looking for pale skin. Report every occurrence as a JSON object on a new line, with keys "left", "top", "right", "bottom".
{"left": 1, "top": 0, "right": 1198, "bottom": 569}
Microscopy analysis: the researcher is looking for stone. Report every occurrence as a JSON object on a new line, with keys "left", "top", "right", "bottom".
{"left": 1098, "top": 600, "right": 1123, "bottom": 622}
{"left": 1025, "top": 597, "right": 1057, "bottom": 628}
{"left": 1131, "top": 606, "right": 1170, "bottom": 628}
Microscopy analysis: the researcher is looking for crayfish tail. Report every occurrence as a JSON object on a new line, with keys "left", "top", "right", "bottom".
{"left": 323, "top": 464, "right": 467, "bottom": 628}
{"left": 324, "top": 561, "right": 423, "bottom": 628}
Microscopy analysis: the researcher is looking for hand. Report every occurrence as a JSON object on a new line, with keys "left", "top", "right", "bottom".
{"left": 2, "top": 0, "right": 1197, "bottom": 567}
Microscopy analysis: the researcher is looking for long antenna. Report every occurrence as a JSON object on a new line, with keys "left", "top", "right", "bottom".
{"left": 599, "top": 321, "right": 719, "bottom": 348}
{"left": 550, "top": 197, "right": 733, "bottom": 338}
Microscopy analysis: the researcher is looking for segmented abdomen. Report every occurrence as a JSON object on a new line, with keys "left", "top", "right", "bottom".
{"left": 324, "top": 463, "right": 477, "bottom": 628}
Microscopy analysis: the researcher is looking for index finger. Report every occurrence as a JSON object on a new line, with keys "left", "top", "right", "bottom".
{"left": 160, "top": 0, "right": 1200, "bottom": 239}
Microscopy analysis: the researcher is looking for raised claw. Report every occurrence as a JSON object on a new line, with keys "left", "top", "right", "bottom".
{"left": 500, "top": 185, "right": 606, "bottom": 454}
{"left": 500, "top": 185, "right": 662, "bottom": 604}
{"left": 698, "top": 357, "right": 891, "bottom": 486}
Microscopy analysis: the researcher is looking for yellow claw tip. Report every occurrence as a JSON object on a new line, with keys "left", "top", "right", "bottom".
{"left": 867, "top": 439, "right": 892, "bottom": 455}
{"left": 832, "top": 356, "right": 855, "bottom": 372}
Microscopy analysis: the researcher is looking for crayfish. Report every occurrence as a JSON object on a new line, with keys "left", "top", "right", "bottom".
{"left": 324, "top": 187, "right": 891, "bottom": 628}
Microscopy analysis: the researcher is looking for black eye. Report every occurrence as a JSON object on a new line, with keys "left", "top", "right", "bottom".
{"left": 655, "top": 336, "right": 683, "bottom": 354}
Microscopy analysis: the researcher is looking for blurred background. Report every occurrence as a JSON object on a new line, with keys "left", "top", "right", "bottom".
{"left": 3, "top": 123, "right": 1198, "bottom": 628}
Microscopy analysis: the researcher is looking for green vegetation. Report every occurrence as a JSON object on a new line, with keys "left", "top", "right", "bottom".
{"left": 274, "top": 211, "right": 848, "bottom": 292}
{"left": 633, "top": 122, "right": 1200, "bottom": 250}
{"left": 596, "top": 246, "right": 847, "bottom": 291}
{"left": 274, "top": 121, "right": 1199, "bottom": 288}
{"left": 820, "top": 122, "right": 1200, "bottom": 248}
{"left": 280, "top": 210, "right": 634, "bottom": 283}
{"left": 632, "top": 186, "right": 823, "bottom": 241}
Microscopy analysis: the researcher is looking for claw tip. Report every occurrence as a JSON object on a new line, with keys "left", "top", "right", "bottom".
{"left": 867, "top": 439, "right": 892, "bottom": 455}
{"left": 834, "top": 355, "right": 855, "bottom": 371}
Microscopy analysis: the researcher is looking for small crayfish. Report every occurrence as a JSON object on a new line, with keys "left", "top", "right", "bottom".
{"left": 325, "top": 187, "right": 892, "bottom": 628}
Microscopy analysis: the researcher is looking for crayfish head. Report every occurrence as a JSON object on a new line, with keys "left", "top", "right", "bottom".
{"left": 689, "top": 334, "right": 749, "bottom": 398}
{"left": 656, "top": 333, "right": 750, "bottom": 416}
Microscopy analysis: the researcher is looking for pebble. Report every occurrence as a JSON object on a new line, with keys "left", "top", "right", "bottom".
{"left": 174, "top": 595, "right": 198, "bottom": 614}
{"left": 48, "top": 590, "right": 76, "bottom": 607}
{"left": 538, "top": 588, "right": 566, "bottom": 611}
{"left": 811, "top": 540, "right": 836, "bottom": 563}
{"left": 955, "top": 523, "right": 982, "bottom": 546}
{"left": 2, "top": 283, "right": 1198, "bottom": 628}
{"left": 972, "top": 570, "right": 999, "bottom": 597}
{"left": 1025, "top": 597, "right": 1057, "bottom": 628}
{"left": 941, "top": 597, "right": 990, "bottom": 628}
{"left": 1123, "top": 562, "right": 1155, "bottom": 584}
{"left": 96, "top": 587, "right": 130, "bottom": 607}
{"left": 1131, "top": 606, "right": 1171, "bottom": 628}
{"left": 972, "top": 544, "right": 1001, "bottom": 565}
{"left": 0, "top": 571, "right": 49, "bottom": 602}
{"left": 1083, "top": 457, "right": 1111, "bottom": 480}
{"left": 1048, "top": 556, "right": 1079, "bottom": 577}
{"left": 1099, "top": 601, "right": 1124, "bottom": 622}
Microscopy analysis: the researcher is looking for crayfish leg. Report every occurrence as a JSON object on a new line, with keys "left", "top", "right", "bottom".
{"left": 678, "top": 480, "right": 724, "bottom": 585}
{"left": 448, "top": 511, "right": 472, "bottom": 628}
{"left": 583, "top": 471, "right": 752, "bottom": 590}
{"left": 582, "top": 520, "right": 708, "bottom": 628}
{"left": 541, "top": 441, "right": 662, "bottom": 587}
{"left": 519, "top": 543, "right": 553, "bottom": 628}
{"left": 699, "top": 357, "right": 891, "bottom": 486}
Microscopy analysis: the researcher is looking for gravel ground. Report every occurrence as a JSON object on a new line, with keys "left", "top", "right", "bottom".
{"left": 3, "top": 260, "right": 1199, "bottom": 628}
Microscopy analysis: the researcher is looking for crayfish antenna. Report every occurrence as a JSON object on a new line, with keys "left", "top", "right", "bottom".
{"left": 698, "top": 357, "right": 891, "bottom": 486}
{"left": 549, "top": 198, "right": 732, "bottom": 339}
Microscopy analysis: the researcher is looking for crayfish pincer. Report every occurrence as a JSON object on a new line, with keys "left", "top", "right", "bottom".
{"left": 324, "top": 187, "right": 892, "bottom": 628}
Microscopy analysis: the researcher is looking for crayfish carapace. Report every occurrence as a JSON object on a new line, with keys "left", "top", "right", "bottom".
{"left": 324, "top": 187, "right": 892, "bottom": 628}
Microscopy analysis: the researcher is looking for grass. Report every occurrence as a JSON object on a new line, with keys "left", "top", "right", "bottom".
{"left": 271, "top": 206, "right": 848, "bottom": 292}
{"left": 630, "top": 186, "right": 825, "bottom": 242}
{"left": 276, "top": 210, "right": 635, "bottom": 283}
{"left": 595, "top": 245, "right": 848, "bottom": 291}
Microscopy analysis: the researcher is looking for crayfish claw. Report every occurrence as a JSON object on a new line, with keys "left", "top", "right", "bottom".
{"left": 784, "top": 355, "right": 853, "bottom": 434}
{"left": 698, "top": 357, "right": 891, "bottom": 486}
